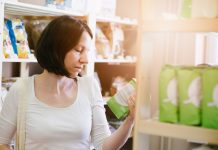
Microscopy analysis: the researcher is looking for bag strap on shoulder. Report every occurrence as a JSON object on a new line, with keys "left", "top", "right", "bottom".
{"left": 16, "top": 79, "right": 29, "bottom": 150}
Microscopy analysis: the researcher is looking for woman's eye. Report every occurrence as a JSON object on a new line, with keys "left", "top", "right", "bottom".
{"left": 74, "top": 49, "right": 82, "bottom": 53}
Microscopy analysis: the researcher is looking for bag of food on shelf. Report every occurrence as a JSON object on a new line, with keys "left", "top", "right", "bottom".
{"left": 12, "top": 18, "right": 31, "bottom": 59}
{"left": 159, "top": 65, "right": 178, "bottom": 123}
{"left": 3, "top": 23, "right": 16, "bottom": 59}
{"left": 107, "top": 78, "right": 136, "bottom": 120}
{"left": 95, "top": 25, "right": 112, "bottom": 59}
{"left": 5, "top": 18, "right": 31, "bottom": 59}
{"left": 177, "top": 66, "right": 202, "bottom": 125}
{"left": 202, "top": 67, "right": 218, "bottom": 129}
{"left": 25, "top": 19, "right": 50, "bottom": 50}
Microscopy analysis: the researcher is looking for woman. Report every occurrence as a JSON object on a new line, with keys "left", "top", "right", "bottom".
{"left": 0, "top": 15, "right": 135, "bottom": 150}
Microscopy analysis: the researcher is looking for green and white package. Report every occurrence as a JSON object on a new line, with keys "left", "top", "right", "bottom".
{"left": 107, "top": 79, "right": 136, "bottom": 119}
{"left": 159, "top": 65, "right": 178, "bottom": 123}
{"left": 180, "top": 0, "right": 192, "bottom": 18}
{"left": 177, "top": 67, "right": 202, "bottom": 125}
{"left": 202, "top": 68, "right": 218, "bottom": 129}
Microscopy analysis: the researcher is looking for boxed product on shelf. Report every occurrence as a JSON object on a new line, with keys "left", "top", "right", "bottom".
{"left": 159, "top": 65, "right": 178, "bottom": 123}
{"left": 177, "top": 66, "right": 202, "bottom": 125}
{"left": 202, "top": 67, "right": 218, "bottom": 129}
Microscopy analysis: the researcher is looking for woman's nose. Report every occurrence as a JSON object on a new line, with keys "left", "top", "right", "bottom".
{"left": 80, "top": 51, "right": 88, "bottom": 64}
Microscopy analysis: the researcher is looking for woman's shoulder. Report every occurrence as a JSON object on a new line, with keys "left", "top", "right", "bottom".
{"left": 3, "top": 76, "right": 33, "bottom": 109}
{"left": 10, "top": 76, "right": 33, "bottom": 91}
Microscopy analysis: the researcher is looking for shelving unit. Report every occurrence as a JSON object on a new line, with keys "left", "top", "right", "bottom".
{"left": 134, "top": 0, "right": 218, "bottom": 150}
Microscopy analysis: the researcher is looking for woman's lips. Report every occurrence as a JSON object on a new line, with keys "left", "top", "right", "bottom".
{"left": 75, "top": 66, "right": 82, "bottom": 72}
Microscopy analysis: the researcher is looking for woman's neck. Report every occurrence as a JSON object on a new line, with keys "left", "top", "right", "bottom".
{"left": 37, "top": 70, "right": 76, "bottom": 94}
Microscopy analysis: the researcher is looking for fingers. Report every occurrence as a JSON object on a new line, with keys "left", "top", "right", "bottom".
{"left": 127, "top": 94, "right": 136, "bottom": 122}
{"left": 128, "top": 95, "right": 135, "bottom": 108}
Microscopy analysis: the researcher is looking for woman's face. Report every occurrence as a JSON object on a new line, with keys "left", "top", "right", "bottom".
{"left": 64, "top": 31, "right": 92, "bottom": 78}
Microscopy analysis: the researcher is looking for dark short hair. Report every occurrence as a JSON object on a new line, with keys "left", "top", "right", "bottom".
{"left": 35, "top": 15, "right": 93, "bottom": 77}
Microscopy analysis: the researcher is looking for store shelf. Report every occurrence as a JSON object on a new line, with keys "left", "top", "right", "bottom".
{"left": 96, "top": 16, "right": 137, "bottom": 26}
{"left": 4, "top": 1, "right": 85, "bottom": 16}
{"left": 95, "top": 58, "right": 136, "bottom": 63}
{"left": 2, "top": 58, "right": 37, "bottom": 63}
{"left": 142, "top": 19, "right": 218, "bottom": 32}
{"left": 138, "top": 119, "right": 218, "bottom": 144}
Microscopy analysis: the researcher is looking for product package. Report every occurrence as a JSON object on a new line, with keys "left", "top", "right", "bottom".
{"left": 180, "top": 0, "right": 192, "bottom": 18}
{"left": 3, "top": 23, "right": 15, "bottom": 58}
{"left": 177, "top": 67, "right": 202, "bottom": 125}
{"left": 5, "top": 18, "right": 31, "bottom": 59}
{"left": 95, "top": 25, "right": 111, "bottom": 59}
{"left": 202, "top": 68, "right": 218, "bottom": 129}
{"left": 159, "top": 65, "right": 178, "bottom": 123}
{"left": 107, "top": 78, "right": 136, "bottom": 119}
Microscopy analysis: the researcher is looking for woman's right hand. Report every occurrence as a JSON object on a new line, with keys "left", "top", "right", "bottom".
{"left": 0, "top": 144, "right": 10, "bottom": 150}
{"left": 126, "top": 94, "right": 136, "bottom": 124}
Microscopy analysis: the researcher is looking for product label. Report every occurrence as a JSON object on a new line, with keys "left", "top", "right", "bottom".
{"left": 114, "top": 83, "right": 135, "bottom": 106}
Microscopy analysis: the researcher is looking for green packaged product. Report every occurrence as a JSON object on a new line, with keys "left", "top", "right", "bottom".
{"left": 159, "top": 65, "right": 178, "bottom": 123}
{"left": 181, "top": 0, "right": 192, "bottom": 18}
{"left": 177, "top": 67, "right": 202, "bottom": 125}
{"left": 107, "top": 79, "right": 136, "bottom": 120}
{"left": 202, "top": 68, "right": 218, "bottom": 129}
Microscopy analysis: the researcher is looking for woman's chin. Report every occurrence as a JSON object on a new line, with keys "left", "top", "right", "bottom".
{"left": 69, "top": 72, "right": 79, "bottom": 78}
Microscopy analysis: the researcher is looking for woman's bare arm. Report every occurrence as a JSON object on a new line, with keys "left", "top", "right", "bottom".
{"left": 102, "top": 95, "right": 135, "bottom": 150}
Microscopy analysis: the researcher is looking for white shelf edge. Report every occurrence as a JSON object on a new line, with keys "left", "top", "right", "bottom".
{"left": 96, "top": 16, "right": 137, "bottom": 25}
{"left": 4, "top": 1, "right": 85, "bottom": 16}
{"left": 138, "top": 119, "right": 218, "bottom": 145}
{"left": 142, "top": 19, "right": 218, "bottom": 32}
{"left": 2, "top": 58, "right": 37, "bottom": 63}
{"left": 94, "top": 59, "right": 136, "bottom": 63}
